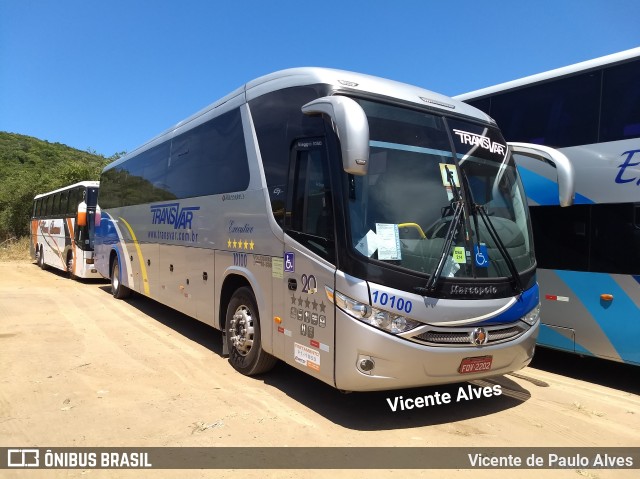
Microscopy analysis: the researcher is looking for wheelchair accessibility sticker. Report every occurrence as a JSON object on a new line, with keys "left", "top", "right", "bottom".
{"left": 474, "top": 244, "right": 489, "bottom": 268}
{"left": 284, "top": 252, "right": 295, "bottom": 273}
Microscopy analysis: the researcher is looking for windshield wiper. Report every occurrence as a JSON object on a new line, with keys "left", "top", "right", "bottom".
{"left": 474, "top": 204, "right": 524, "bottom": 294}
{"left": 415, "top": 168, "right": 464, "bottom": 295}
{"left": 417, "top": 200, "right": 464, "bottom": 295}
{"left": 414, "top": 166, "right": 525, "bottom": 297}
{"left": 456, "top": 165, "right": 523, "bottom": 295}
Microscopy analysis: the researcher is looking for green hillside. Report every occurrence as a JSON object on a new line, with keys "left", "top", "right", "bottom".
{"left": 0, "top": 132, "right": 117, "bottom": 238}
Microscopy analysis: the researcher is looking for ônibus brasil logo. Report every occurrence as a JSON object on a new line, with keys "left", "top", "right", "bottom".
{"left": 150, "top": 202, "right": 200, "bottom": 229}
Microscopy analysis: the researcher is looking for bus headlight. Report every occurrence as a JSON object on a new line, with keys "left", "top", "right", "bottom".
{"left": 328, "top": 287, "right": 421, "bottom": 334}
{"left": 521, "top": 303, "right": 541, "bottom": 326}
{"left": 333, "top": 289, "right": 372, "bottom": 319}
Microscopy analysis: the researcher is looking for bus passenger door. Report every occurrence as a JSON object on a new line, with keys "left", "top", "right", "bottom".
{"left": 282, "top": 138, "right": 337, "bottom": 387}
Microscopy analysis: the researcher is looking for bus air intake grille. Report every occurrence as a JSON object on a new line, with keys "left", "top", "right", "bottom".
{"left": 410, "top": 324, "right": 527, "bottom": 347}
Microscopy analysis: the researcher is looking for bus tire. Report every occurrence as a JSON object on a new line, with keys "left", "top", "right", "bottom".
{"left": 38, "top": 246, "right": 47, "bottom": 270}
{"left": 66, "top": 252, "right": 75, "bottom": 280}
{"left": 226, "top": 287, "right": 277, "bottom": 376}
{"left": 111, "top": 257, "right": 131, "bottom": 299}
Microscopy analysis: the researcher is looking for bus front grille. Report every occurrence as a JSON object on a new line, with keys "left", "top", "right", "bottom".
{"left": 409, "top": 323, "right": 528, "bottom": 347}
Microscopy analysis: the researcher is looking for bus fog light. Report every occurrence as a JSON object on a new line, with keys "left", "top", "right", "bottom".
{"left": 521, "top": 303, "right": 541, "bottom": 326}
{"left": 357, "top": 356, "right": 375, "bottom": 374}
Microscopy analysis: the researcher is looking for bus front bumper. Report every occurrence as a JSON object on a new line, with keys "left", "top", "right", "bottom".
{"left": 334, "top": 311, "right": 538, "bottom": 392}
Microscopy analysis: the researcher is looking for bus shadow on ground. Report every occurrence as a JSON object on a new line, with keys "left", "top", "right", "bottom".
{"left": 261, "top": 363, "right": 531, "bottom": 431}
{"left": 38, "top": 263, "right": 110, "bottom": 284}
{"left": 530, "top": 347, "right": 640, "bottom": 395}
{"left": 97, "top": 286, "right": 224, "bottom": 356}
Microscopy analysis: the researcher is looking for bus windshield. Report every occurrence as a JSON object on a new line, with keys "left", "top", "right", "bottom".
{"left": 86, "top": 187, "right": 99, "bottom": 207}
{"left": 347, "top": 99, "right": 534, "bottom": 280}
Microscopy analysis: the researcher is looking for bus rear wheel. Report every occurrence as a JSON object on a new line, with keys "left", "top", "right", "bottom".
{"left": 111, "top": 257, "right": 131, "bottom": 299}
{"left": 225, "top": 287, "right": 277, "bottom": 376}
{"left": 37, "top": 246, "right": 46, "bottom": 270}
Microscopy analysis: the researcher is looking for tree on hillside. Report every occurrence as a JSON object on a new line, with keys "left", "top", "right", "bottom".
{"left": 0, "top": 132, "right": 113, "bottom": 239}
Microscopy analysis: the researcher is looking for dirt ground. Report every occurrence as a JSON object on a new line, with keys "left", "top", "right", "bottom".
{"left": 1, "top": 261, "right": 638, "bottom": 479}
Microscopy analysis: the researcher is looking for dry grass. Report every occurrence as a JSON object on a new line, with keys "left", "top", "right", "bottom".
{"left": 0, "top": 236, "right": 32, "bottom": 262}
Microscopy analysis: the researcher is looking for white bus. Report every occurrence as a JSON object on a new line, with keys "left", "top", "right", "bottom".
{"left": 457, "top": 47, "right": 640, "bottom": 366}
{"left": 95, "top": 68, "right": 573, "bottom": 391}
{"left": 31, "top": 181, "right": 101, "bottom": 279}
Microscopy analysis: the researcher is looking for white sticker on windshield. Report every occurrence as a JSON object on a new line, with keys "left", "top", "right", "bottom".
{"left": 439, "top": 164, "right": 460, "bottom": 187}
{"left": 376, "top": 223, "right": 402, "bottom": 261}
{"left": 442, "top": 256, "right": 461, "bottom": 277}
{"left": 355, "top": 230, "right": 378, "bottom": 257}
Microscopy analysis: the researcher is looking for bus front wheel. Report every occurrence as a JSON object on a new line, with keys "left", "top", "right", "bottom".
{"left": 111, "top": 257, "right": 131, "bottom": 299}
{"left": 225, "top": 287, "right": 277, "bottom": 376}
{"left": 66, "top": 252, "right": 75, "bottom": 280}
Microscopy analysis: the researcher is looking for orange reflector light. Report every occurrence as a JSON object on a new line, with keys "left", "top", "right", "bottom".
{"left": 600, "top": 294, "right": 614, "bottom": 301}
{"left": 274, "top": 316, "right": 282, "bottom": 324}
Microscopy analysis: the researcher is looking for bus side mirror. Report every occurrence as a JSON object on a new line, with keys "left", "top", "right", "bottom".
{"left": 508, "top": 142, "right": 575, "bottom": 207}
{"left": 302, "top": 96, "right": 369, "bottom": 176}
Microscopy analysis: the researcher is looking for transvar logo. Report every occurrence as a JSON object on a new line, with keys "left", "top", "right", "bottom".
{"left": 453, "top": 129, "right": 506, "bottom": 155}
{"left": 150, "top": 202, "right": 200, "bottom": 229}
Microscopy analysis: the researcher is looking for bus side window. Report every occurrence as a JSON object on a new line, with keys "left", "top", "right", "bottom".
{"left": 529, "top": 205, "right": 590, "bottom": 271}
{"left": 51, "top": 193, "right": 61, "bottom": 216}
{"left": 287, "top": 144, "right": 335, "bottom": 262}
{"left": 59, "top": 190, "right": 69, "bottom": 217}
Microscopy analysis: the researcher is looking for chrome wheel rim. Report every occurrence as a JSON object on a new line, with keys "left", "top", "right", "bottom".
{"left": 229, "top": 305, "right": 255, "bottom": 356}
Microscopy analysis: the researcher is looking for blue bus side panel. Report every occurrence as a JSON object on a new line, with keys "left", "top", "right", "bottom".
{"left": 537, "top": 269, "right": 640, "bottom": 366}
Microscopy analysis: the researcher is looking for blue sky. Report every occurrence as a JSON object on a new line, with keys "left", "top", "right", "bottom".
{"left": 1, "top": 0, "right": 638, "bottom": 157}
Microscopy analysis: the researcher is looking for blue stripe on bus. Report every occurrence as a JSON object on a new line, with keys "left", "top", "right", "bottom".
{"left": 477, "top": 283, "right": 539, "bottom": 325}
{"left": 555, "top": 270, "right": 640, "bottom": 364}
{"left": 538, "top": 324, "right": 594, "bottom": 355}
{"left": 517, "top": 167, "right": 594, "bottom": 205}
{"left": 539, "top": 324, "right": 577, "bottom": 352}
{"left": 369, "top": 141, "right": 454, "bottom": 158}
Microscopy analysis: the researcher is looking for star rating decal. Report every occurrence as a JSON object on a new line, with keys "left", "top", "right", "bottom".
{"left": 290, "top": 294, "right": 327, "bottom": 316}
{"left": 227, "top": 238, "right": 255, "bottom": 250}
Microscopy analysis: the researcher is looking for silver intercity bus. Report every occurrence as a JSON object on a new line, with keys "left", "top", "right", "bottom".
{"left": 94, "top": 68, "right": 573, "bottom": 391}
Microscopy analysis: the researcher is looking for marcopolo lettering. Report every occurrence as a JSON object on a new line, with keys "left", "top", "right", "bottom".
{"left": 150, "top": 202, "right": 200, "bottom": 230}
{"left": 450, "top": 285, "right": 498, "bottom": 296}
{"left": 453, "top": 129, "right": 506, "bottom": 155}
